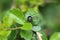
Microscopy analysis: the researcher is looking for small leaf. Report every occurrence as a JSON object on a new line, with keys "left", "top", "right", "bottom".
{"left": 50, "top": 32, "right": 60, "bottom": 40}
{"left": 32, "top": 26, "right": 41, "bottom": 32}
{"left": 21, "top": 23, "right": 32, "bottom": 30}
{"left": 20, "top": 30, "right": 33, "bottom": 40}
{"left": 25, "top": 9, "right": 43, "bottom": 26}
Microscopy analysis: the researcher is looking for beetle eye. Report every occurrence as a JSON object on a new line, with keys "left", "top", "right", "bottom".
{"left": 27, "top": 16, "right": 32, "bottom": 22}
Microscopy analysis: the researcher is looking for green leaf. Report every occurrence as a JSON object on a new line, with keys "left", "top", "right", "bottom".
{"left": 32, "top": 34, "right": 38, "bottom": 40}
{"left": 3, "top": 11, "right": 13, "bottom": 28}
{"left": 25, "top": 9, "right": 42, "bottom": 26}
{"left": 32, "top": 21, "right": 45, "bottom": 32}
{"left": 10, "top": 8, "right": 25, "bottom": 25}
{"left": 8, "top": 30, "right": 18, "bottom": 40}
{"left": 20, "top": 30, "right": 33, "bottom": 40}
{"left": 21, "top": 22, "right": 32, "bottom": 30}
{"left": 3, "top": 10, "right": 25, "bottom": 25}
{"left": 0, "top": 36, "right": 7, "bottom": 40}
{"left": 0, "top": 30, "right": 11, "bottom": 38}
{"left": 50, "top": 32, "right": 60, "bottom": 40}
{"left": 8, "top": 25, "right": 18, "bottom": 40}
{"left": 9, "top": 13, "right": 24, "bottom": 25}
{"left": 32, "top": 26, "right": 41, "bottom": 32}
{"left": 0, "top": 28, "right": 11, "bottom": 40}
{"left": 10, "top": 8, "right": 25, "bottom": 20}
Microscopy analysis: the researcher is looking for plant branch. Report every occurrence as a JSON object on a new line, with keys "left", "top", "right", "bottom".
{"left": 11, "top": 0, "right": 16, "bottom": 9}
{"left": 36, "top": 32, "right": 42, "bottom": 40}
{"left": 5, "top": 27, "right": 21, "bottom": 31}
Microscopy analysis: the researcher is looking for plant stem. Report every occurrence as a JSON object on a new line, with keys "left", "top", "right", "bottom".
{"left": 36, "top": 32, "right": 42, "bottom": 40}
{"left": 6, "top": 27, "right": 21, "bottom": 31}
{"left": 11, "top": 0, "right": 16, "bottom": 9}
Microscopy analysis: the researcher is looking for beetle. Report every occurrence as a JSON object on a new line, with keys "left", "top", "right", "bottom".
{"left": 27, "top": 16, "right": 33, "bottom": 22}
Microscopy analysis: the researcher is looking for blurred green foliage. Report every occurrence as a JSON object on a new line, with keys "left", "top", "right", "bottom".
{"left": 0, "top": 0, "right": 60, "bottom": 40}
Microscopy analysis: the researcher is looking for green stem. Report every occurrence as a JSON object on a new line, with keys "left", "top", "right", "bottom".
{"left": 5, "top": 27, "right": 21, "bottom": 31}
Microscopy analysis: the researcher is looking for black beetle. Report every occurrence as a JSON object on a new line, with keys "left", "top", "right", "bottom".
{"left": 27, "top": 16, "right": 33, "bottom": 22}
